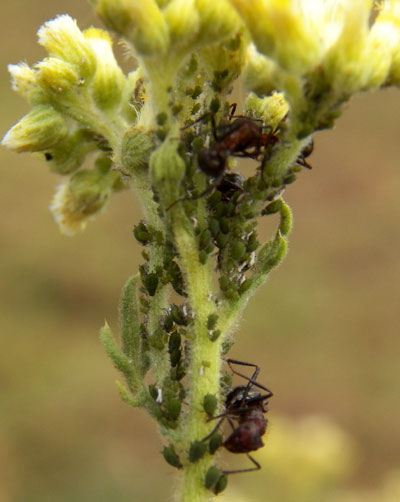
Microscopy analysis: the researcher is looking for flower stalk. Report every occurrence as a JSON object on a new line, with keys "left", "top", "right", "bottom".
{"left": 3, "top": 1, "right": 400, "bottom": 500}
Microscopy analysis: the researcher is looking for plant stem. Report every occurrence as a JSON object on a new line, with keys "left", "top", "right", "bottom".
{"left": 172, "top": 217, "right": 223, "bottom": 502}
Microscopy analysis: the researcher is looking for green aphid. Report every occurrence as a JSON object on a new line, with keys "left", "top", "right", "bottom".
{"left": 188, "top": 441, "right": 207, "bottom": 463}
{"left": 203, "top": 393, "right": 218, "bottom": 417}
{"left": 162, "top": 445, "right": 183, "bottom": 469}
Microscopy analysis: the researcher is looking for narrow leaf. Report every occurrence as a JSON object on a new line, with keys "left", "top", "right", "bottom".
{"left": 100, "top": 323, "right": 133, "bottom": 378}
{"left": 120, "top": 274, "right": 141, "bottom": 359}
{"left": 115, "top": 380, "right": 142, "bottom": 408}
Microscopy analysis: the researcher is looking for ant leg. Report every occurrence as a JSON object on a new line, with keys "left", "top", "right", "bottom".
{"left": 181, "top": 112, "right": 213, "bottom": 130}
{"left": 226, "top": 358, "right": 260, "bottom": 400}
{"left": 296, "top": 157, "right": 313, "bottom": 169}
{"left": 165, "top": 179, "right": 219, "bottom": 211}
{"left": 260, "top": 126, "right": 279, "bottom": 180}
{"left": 226, "top": 358, "right": 260, "bottom": 384}
{"left": 223, "top": 454, "right": 261, "bottom": 475}
{"left": 228, "top": 103, "right": 237, "bottom": 120}
{"left": 201, "top": 416, "right": 226, "bottom": 442}
{"left": 226, "top": 359, "right": 273, "bottom": 399}
{"left": 166, "top": 169, "right": 224, "bottom": 211}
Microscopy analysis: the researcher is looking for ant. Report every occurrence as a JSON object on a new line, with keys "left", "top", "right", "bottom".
{"left": 197, "top": 107, "right": 278, "bottom": 180}
{"left": 203, "top": 358, "right": 273, "bottom": 474}
{"left": 296, "top": 139, "right": 314, "bottom": 170}
{"left": 215, "top": 169, "right": 245, "bottom": 202}
{"left": 167, "top": 106, "right": 278, "bottom": 210}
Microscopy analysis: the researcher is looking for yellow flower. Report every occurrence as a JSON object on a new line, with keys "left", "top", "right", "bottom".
{"left": 2, "top": 104, "right": 68, "bottom": 153}
{"left": 229, "top": 0, "right": 364, "bottom": 75}
{"left": 37, "top": 15, "right": 96, "bottom": 78}
{"left": 91, "top": 0, "right": 170, "bottom": 56}
{"left": 84, "top": 28, "right": 127, "bottom": 110}
{"left": 377, "top": 0, "right": 400, "bottom": 85}
{"left": 49, "top": 167, "right": 116, "bottom": 235}
{"left": 7, "top": 63, "right": 45, "bottom": 105}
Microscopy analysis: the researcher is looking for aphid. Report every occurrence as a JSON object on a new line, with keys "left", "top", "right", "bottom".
{"left": 204, "top": 358, "right": 272, "bottom": 474}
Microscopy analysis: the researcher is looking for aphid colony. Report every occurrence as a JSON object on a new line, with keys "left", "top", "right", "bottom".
{"left": 131, "top": 102, "right": 313, "bottom": 494}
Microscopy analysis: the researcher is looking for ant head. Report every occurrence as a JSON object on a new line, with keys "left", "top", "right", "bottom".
{"left": 198, "top": 149, "right": 225, "bottom": 178}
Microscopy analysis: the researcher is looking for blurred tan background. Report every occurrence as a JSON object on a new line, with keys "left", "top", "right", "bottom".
{"left": 1, "top": 2, "right": 400, "bottom": 501}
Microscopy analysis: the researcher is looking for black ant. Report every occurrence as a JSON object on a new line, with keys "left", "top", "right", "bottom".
{"left": 167, "top": 107, "right": 278, "bottom": 210}
{"left": 203, "top": 358, "right": 272, "bottom": 474}
{"left": 296, "top": 139, "right": 314, "bottom": 170}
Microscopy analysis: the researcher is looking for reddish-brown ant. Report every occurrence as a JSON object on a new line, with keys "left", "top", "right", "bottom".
{"left": 198, "top": 112, "right": 277, "bottom": 180}
{"left": 203, "top": 358, "right": 272, "bottom": 474}
{"left": 167, "top": 107, "right": 278, "bottom": 210}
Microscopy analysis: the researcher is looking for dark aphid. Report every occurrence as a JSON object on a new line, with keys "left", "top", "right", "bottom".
{"left": 203, "top": 358, "right": 272, "bottom": 475}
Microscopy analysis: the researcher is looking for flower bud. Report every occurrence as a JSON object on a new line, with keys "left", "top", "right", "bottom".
{"left": 390, "top": 47, "right": 400, "bottom": 85}
{"left": 35, "top": 58, "right": 80, "bottom": 97}
{"left": 37, "top": 15, "right": 96, "bottom": 79}
{"left": 84, "top": 28, "right": 127, "bottom": 110}
{"left": 375, "top": 1, "right": 400, "bottom": 85}
{"left": 149, "top": 139, "right": 186, "bottom": 208}
{"left": 243, "top": 45, "right": 289, "bottom": 97}
{"left": 323, "top": 1, "right": 373, "bottom": 94}
{"left": 229, "top": 0, "right": 322, "bottom": 75}
{"left": 2, "top": 104, "right": 68, "bottom": 153}
{"left": 245, "top": 91, "right": 289, "bottom": 130}
{"left": 44, "top": 128, "right": 99, "bottom": 175}
{"left": 49, "top": 167, "right": 118, "bottom": 235}
{"left": 91, "top": 0, "right": 170, "bottom": 56}
{"left": 7, "top": 63, "right": 45, "bottom": 105}
{"left": 164, "top": 0, "right": 200, "bottom": 49}
{"left": 121, "top": 127, "right": 155, "bottom": 174}
{"left": 362, "top": 17, "right": 400, "bottom": 89}
{"left": 194, "top": 0, "right": 241, "bottom": 48}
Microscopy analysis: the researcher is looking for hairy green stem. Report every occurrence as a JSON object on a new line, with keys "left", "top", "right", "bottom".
{"left": 172, "top": 215, "right": 222, "bottom": 502}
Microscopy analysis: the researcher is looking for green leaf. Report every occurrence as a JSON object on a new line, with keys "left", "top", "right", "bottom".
{"left": 279, "top": 199, "right": 292, "bottom": 236}
{"left": 100, "top": 323, "right": 133, "bottom": 379}
{"left": 120, "top": 274, "right": 141, "bottom": 360}
{"left": 115, "top": 380, "right": 142, "bottom": 408}
{"left": 255, "top": 232, "right": 287, "bottom": 277}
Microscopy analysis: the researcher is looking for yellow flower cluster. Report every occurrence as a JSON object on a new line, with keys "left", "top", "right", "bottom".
{"left": 3, "top": 1, "right": 400, "bottom": 235}
{"left": 2, "top": 15, "right": 135, "bottom": 235}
